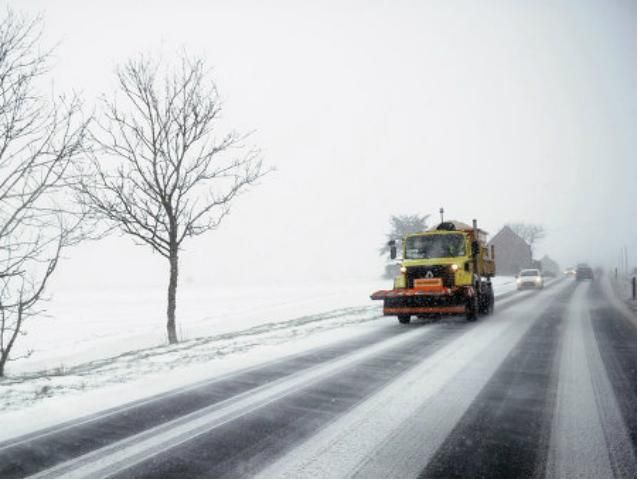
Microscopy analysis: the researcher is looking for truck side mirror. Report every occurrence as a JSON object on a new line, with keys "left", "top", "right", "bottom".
{"left": 388, "top": 240, "right": 397, "bottom": 260}
{"left": 472, "top": 240, "right": 479, "bottom": 256}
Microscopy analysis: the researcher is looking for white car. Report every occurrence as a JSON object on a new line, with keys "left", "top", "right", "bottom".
{"left": 516, "top": 269, "right": 544, "bottom": 290}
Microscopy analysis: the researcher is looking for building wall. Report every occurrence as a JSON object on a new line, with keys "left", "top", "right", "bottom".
{"left": 488, "top": 227, "right": 533, "bottom": 275}
{"left": 540, "top": 255, "right": 560, "bottom": 276}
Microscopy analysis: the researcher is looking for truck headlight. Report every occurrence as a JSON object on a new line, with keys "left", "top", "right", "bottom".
{"left": 400, "top": 266, "right": 407, "bottom": 274}
{"left": 450, "top": 264, "right": 459, "bottom": 272}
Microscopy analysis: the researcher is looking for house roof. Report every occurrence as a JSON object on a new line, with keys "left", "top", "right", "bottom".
{"left": 488, "top": 225, "right": 530, "bottom": 250}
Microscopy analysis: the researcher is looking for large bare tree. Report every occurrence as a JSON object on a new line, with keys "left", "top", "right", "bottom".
{"left": 77, "top": 53, "right": 267, "bottom": 344}
{"left": 0, "top": 10, "right": 89, "bottom": 377}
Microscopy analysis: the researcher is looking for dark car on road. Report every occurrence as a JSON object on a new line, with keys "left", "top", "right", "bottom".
{"left": 575, "top": 264, "right": 594, "bottom": 280}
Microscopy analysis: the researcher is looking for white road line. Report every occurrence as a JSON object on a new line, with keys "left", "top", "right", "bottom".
{"left": 258, "top": 282, "right": 568, "bottom": 478}
{"left": 0, "top": 357, "right": 282, "bottom": 450}
{"left": 31, "top": 324, "right": 436, "bottom": 479}
{"left": 545, "top": 282, "right": 631, "bottom": 478}
{"left": 581, "top": 287, "right": 636, "bottom": 477}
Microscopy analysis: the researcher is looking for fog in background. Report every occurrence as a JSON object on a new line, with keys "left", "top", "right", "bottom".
{"left": 7, "top": 0, "right": 636, "bottom": 289}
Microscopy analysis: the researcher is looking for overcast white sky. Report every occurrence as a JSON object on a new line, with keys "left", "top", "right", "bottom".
{"left": 6, "top": 0, "right": 636, "bottom": 289}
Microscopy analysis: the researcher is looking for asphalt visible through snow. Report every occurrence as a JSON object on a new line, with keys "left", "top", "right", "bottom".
{"left": 0, "top": 277, "right": 635, "bottom": 478}
{"left": 420, "top": 285, "right": 567, "bottom": 478}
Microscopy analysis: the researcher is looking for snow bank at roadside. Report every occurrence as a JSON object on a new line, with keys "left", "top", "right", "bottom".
{"left": 0, "top": 305, "right": 384, "bottom": 440}
{"left": 8, "top": 281, "right": 388, "bottom": 375}
{"left": 492, "top": 275, "right": 518, "bottom": 295}
{"left": 7, "top": 276, "right": 517, "bottom": 377}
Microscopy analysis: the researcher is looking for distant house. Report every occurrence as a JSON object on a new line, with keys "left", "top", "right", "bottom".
{"left": 539, "top": 255, "right": 560, "bottom": 276}
{"left": 488, "top": 226, "right": 532, "bottom": 275}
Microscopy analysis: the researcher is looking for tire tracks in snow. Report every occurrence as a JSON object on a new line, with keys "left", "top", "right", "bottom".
{"left": 115, "top": 323, "right": 469, "bottom": 478}
{"left": 421, "top": 278, "right": 635, "bottom": 479}
{"left": 1, "top": 282, "right": 559, "bottom": 478}
{"left": 30, "top": 323, "right": 457, "bottom": 478}
{"left": 581, "top": 279, "right": 636, "bottom": 477}
{"left": 420, "top": 282, "right": 572, "bottom": 478}
{"left": 544, "top": 282, "right": 617, "bottom": 478}
{"left": 0, "top": 324, "right": 397, "bottom": 478}
{"left": 547, "top": 282, "right": 636, "bottom": 478}
{"left": 258, "top": 281, "right": 573, "bottom": 478}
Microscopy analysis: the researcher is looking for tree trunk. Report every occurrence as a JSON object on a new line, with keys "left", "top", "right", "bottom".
{"left": 166, "top": 247, "right": 179, "bottom": 344}
{"left": 0, "top": 306, "right": 23, "bottom": 377}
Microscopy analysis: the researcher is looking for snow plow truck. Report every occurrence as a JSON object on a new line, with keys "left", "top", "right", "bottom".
{"left": 371, "top": 219, "right": 496, "bottom": 323}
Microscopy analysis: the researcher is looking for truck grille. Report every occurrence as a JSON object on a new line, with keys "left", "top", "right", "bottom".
{"left": 406, "top": 265, "right": 454, "bottom": 288}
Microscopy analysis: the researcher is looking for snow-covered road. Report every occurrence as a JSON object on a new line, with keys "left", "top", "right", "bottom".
{"left": 0, "top": 276, "right": 635, "bottom": 478}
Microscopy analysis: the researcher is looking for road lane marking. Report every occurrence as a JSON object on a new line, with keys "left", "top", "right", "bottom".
{"left": 545, "top": 282, "right": 632, "bottom": 478}
{"left": 4, "top": 280, "right": 542, "bottom": 452}
{"left": 31, "top": 323, "right": 441, "bottom": 479}
{"left": 583, "top": 288, "right": 636, "bottom": 477}
{"left": 20, "top": 280, "right": 564, "bottom": 478}
{"left": 258, "top": 281, "right": 571, "bottom": 478}
{"left": 0, "top": 309, "right": 384, "bottom": 449}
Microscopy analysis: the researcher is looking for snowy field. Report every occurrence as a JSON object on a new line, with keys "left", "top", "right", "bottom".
{"left": 0, "top": 275, "right": 519, "bottom": 438}
{"left": 8, "top": 275, "right": 519, "bottom": 376}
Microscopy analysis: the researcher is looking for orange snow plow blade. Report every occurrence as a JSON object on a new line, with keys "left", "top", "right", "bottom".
{"left": 371, "top": 287, "right": 467, "bottom": 317}
{"left": 370, "top": 287, "right": 451, "bottom": 300}
{"left": 384, "top": 306, "right": 465, "bottom": 314}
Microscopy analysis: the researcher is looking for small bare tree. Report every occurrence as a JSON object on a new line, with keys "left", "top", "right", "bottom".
{"left": 77, "top": 53, "right": 267, "bottom": 344}
{"left": 379, "top": 214, "right": 430, "bottom": 279}
{"left": 507, "top": 222, "right": 546, "bottom": 254}
{"left": 379, "top": 214, "right": 431, "bottom": 256}
{"left": 0, "top": 10, "right": 88, "bottom": 377}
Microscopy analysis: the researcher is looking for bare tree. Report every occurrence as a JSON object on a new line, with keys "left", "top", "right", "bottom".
{"left": 379, "top": 214, "right": 430, "bottom": 255}
{"left": 507, "top": 222, "right": 546, "bottom": 254}
{"left": 380, "top": 214, "right": 430, "bottom": 279}
{"left": 76, "top": 53, "right": 268, "bottom": 344}
{"left": 0, "top": 10, "right": 89, "bottom": 377}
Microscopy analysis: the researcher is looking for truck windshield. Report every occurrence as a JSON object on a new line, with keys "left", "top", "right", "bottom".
{"left": 404, "top": 233, "right": 466, "bottom": 259}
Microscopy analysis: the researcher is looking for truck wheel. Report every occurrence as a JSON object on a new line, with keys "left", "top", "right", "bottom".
{"left": 482, "top": 285, "right": 494, "bottom": 315}
{"left": 466, "top": 295, "right": 478, "bottom": 321}
{"left": 479, "top": 295, "right": 487, "bottom": 314}
{"left": 398, "top": 315, "right": 410, "bottom": 324}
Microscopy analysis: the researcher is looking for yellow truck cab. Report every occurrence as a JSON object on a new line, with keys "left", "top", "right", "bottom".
{"left": 371, "top": 219, "right": 495, "bottom": 323}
